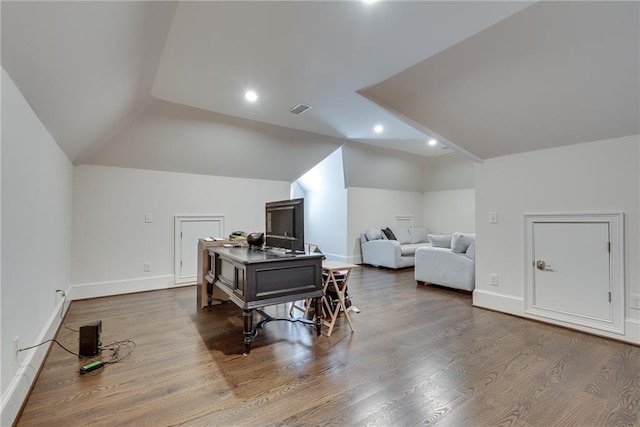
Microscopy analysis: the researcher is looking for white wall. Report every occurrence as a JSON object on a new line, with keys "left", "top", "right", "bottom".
{"left": 474, "top": 135, "right": 640, "bottom": 344}
{"left": 294, "top": 148, "right": 347, "bottom": 261}
{"left": 343, "top": 142, "right": 426, "bottom": 192}
{"left": 347, "top": 187, "right": 423, "bottom": 263}
{"left": 1, "top": 68, "right": 73, "bottom": 425}
{"left": 423, "top": 152, "right": 476, "bottom": 191}
{"left": 422, "top": 153, "right": 476, "bottom": 235}
{"left": 78, "top": 99, "right": 344, "bottom": 183}
{"left": 303, "top": 189, "right": 347, "bottom": 261}
{"left": 423, "top": 189, "right": 476, "bottom": 234}
{"left": 71, "top": 165, "right": 289, "bottom": 298}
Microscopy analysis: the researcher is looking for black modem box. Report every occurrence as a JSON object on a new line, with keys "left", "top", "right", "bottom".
{"left": 79, "top": 320, "right": 102, "bottom": 357}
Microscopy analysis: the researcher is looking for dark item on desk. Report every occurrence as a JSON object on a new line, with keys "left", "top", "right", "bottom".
{"left": 247, "top": 232, "right": 264, "bottom": 248}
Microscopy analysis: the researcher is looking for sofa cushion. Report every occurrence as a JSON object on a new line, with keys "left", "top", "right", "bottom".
{"left": 409, "top": 227, "right": 430, "bottom": 244}
{"left": 400, "top": 243, "right": 427, "bottom": 256}
{"left": 465, "top": 241, "right": 476, "bottom": 260}
{"left": 451, "top": 232, "right": 475, "bottom": 253}
{"left": 429, "top": 234, "right": 452, "bottom": 248}
{"left": 381, "top": 227, "right": 396, "bottom": 240}
{"left": 364, "top": 228, "right": 383, "bottom": 241}
{"left": 390, "top": 227, "right": 412, "bottom": 244}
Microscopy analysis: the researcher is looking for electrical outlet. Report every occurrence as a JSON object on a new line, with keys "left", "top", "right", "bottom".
{"left": 13, "top": 337, "right": 20, "bottom": 363}
{"left": 631, "top": 294, "right": 640, "bottom": 310}
{"left": 145, "top": 213, "right": 153, "bottom": 223}
{"left": 144, "top": 262, "right": 152, "bottom": 272}
{"left": 490, "top": 273, "right": 499, "bottom": 287}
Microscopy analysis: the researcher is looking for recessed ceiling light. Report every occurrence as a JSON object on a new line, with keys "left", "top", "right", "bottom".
{"left": 363, "top": 0, "right": 377, "bottom": 4}
{"left": 374, "top": 124, "right": 384, "bottom": 134}
{"left": 245, "top": 90, "right": 258, "bottom": 102}
{"left": 428, "top": 138, "right": 438, "bottom": 146}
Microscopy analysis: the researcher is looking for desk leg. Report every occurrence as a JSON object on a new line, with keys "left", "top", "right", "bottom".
{"left": 314, "top": 297, "right": 322, "bottom": 336}
{"left": 243, "top": 309, "right": 253, "bottom": 355}
{"left": 206, "top": 281, "right": 213, "bottom": 308}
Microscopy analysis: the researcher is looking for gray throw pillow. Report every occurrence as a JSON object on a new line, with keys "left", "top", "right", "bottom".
{"left": 465, "top": 241, "right": 476, "bottom": 260}
{"left": 428, "top": 234, "right": 452, "bottom": 248}
{"left": 409, "top": 227, "right": 430, "bottom": 243}
{"left": 451, "top": 232, "right": 475, "bottom": 253}
{"left": 364, "top": 228, "right": 383, "bottom": 241}
{"left": 390, "top": 227, "right": 412, "bottom": 244}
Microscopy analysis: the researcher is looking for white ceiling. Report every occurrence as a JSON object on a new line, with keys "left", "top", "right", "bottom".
{"left": 362, "top": 1, "right": 640, "bottom": 160}
{"left": 1, "top": 1, "right": 637, "bottom": 168}
{"left": 1, "top": 1, "right": 177, "bottom": 161}
{"left": 150, "top": 0, "right": 532, "bottom": 156}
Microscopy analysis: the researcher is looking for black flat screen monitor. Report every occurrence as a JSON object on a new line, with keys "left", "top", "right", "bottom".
{"left": 265, "top": 198, "right": 304, "bottom": 252}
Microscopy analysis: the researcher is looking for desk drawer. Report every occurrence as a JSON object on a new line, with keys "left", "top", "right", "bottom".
{"left": 218, "top": 257, "right": 245, "bottom": 296}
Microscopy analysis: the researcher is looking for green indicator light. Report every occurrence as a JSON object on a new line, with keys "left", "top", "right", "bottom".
{"left": 84, "top": 361, "right": 102, "bottom": 369}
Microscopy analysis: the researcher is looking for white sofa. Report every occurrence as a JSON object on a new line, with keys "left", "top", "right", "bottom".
{"left": 414, "top": 232, "right": 476, "bottom": 292}
{"left": 360, "top": 226, "right": 430, "bottom": 269}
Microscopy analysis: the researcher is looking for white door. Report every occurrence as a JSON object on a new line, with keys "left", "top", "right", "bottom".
{"left": 531, "top": 222, "right": 611, "bottom": 321}
{"left": 174, "top": 216, "right": 224, "bottom": 284}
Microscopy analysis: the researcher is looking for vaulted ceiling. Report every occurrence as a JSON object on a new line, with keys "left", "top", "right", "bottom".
{"left": 2, "top": 1, "right": 638, "bottom": 176}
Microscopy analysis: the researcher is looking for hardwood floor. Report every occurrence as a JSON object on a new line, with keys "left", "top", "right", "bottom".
{"left": 17, "top": 267, "right": 640, "bottom": 426}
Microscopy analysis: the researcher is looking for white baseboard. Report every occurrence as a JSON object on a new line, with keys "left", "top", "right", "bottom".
{"left": 472, "top": 288, "right": 524, "bottom": 315}
{"left": 623, "top": 317, "right": 640, "bottom": 344}
{"left": 322, "top": 251, "right": 364, "bottom": 265}
{"left": 69, "top": 274, "right": 178, "bottom": 300}
{"left": 1, "top": 296, "right": 68, "bottom": 426}
{"left": 345, "top": 254, "right": 363, "bottom": 265}
{"left": 473, "top": 288, "right": 640, "bottom": 345}
{"left": 322, "top": 252, "right": 349, "bottom": 263}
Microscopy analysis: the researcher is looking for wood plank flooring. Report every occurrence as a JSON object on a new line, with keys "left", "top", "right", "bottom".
{"left": 16, "top": 267, "right": 640, "bottom": 426}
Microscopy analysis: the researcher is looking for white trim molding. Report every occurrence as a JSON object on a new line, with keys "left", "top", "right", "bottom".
{"left": 394, "top": 215, "right": 414, "bottom": 228}
{"left": 69, "top": 275, "right": 178, "bottom": 301}
{"left": 474, "top": 288, "right": 639, "bottom": 345}
{"left": 473, "top": 289, "right": 524, "bottom": 316}
{"left": 1, "top": 295, "right": 68, "bottom": 426}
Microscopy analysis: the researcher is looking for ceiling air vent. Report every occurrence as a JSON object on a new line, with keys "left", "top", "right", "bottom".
{"left": 289, "top": 104, "right": 312, "bottom": 115}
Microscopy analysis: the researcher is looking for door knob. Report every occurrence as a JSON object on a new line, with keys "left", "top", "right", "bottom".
{"left": 536, "top": 260, "right": 553, "bottom": 271}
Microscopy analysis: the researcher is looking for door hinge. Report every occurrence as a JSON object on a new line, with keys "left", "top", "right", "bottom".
{"left": 607, "top": 242, "right": 611, "bottom": 253}
{"left": 608, "top": 292, "right": 611, "bottom": 303}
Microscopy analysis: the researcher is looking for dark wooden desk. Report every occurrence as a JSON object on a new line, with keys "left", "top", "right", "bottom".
{"left": 205, "top": 247, "right": 323, "bottom": 354}
{"left": 196, "top": 238, "right": 236, "bottom": 309}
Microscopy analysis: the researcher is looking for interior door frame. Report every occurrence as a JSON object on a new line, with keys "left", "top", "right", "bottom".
{"left": 524, "top": 212, "right": 625, "bottom": 335}
{"left": 174, "top": 214, "right": 225, "bottom": 285}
